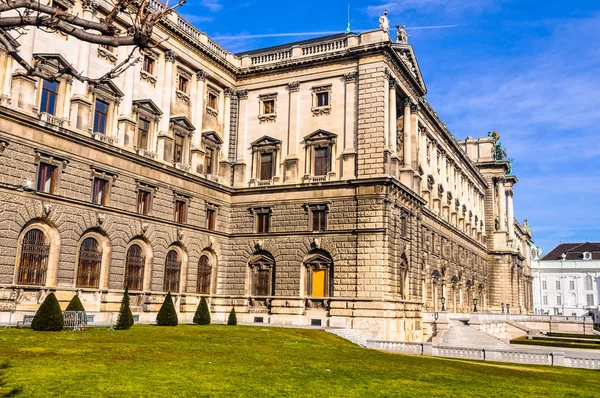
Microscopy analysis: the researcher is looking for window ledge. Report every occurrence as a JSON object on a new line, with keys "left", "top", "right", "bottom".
{"left": 175, "top": 89, "right": 190, "bottom": 104}
{"left": 206, "top": 106, "right": 218, "bottom": 117}
{"left": 311, "top": 106, "right": 331, "bottom": 116}
{"left": 97, "top": 47, "right": 118, "bottom": 63}
{"left": 258, "top": 113, "right": 277, "bottom": 123}
{"left": 136, "top": 148, "right": 158, "bottom": 159}
{"left": 91, "top": 131, "right": 117, "bottom": 145}
{"left": 174, "top": 162, "right": 191, "bottom": 172}
{"left": 38, "top": 112, "right": 69, "bottom": 127}
{"left": 140, "top": 70, "right": 157, "bottom": 85}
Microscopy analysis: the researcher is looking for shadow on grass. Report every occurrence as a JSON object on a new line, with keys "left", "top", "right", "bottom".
{"left": 0, "top": 363, "right": 22, "bottom": 397}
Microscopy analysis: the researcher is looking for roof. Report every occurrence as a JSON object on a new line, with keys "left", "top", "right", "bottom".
{"left": 235, "top": 32, "right": 355, "bottom": 56}
{"left": 542, "top": 242, "right": 600, "bottom": 261}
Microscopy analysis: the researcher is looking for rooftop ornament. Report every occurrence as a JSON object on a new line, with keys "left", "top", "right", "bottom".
{"left": 488, "top": 130, "right": 508, "bottom": 164}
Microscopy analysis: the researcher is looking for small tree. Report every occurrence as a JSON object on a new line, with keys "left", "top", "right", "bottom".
{"left": 65, "top": 295, "right": 85, "bottom": 312}
{"left": 227, "top": 307, "right": 237, "bottom": 326}
{"left": 156, "top": 292, "right": 178, "bottom": 326}
{"left": 193, "top": 297, "right": 211, "bottom": 325}
{"left": 115, "top": 288, "right": 134, "bottom": 330}
{"left": 31, "top": 293, "right": 63, "bottom": 331}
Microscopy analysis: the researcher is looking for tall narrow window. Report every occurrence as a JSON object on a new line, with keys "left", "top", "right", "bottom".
{"left": 314, "top": 147, "right": 329, "bottom": 176}
{"left": 316, "top": 92, "right": 329, "bottom": 107}
{"left": 137, "top": 118, "right": 150, "bottom": 150}
{"left": 124, "top": 244, "right": 145, "bottom": 290}
{"left": 311, "top": 209, "right": 327, "bottom": 232}
{"left": 17, "top": 229, "right": 50, "bottom": 286}
{"left": 178, "top": 76, "right": 189, "bottom": 93}
{"left": 173, "top": 133, "right": 184, "bottom": 163}
{"left": 143, "top": 56, "right": 155, "bottom": 74}
{"left": 197, "top": 255, "right": 212, "bottom": 294}
{"left": 204, "top": 148, "right": 213, "bottom": 175}
{"left": 542, "top": 279, "right": 547, "bottom": 290}
{"left": 174, "top": 200, "right": 187, "bottom": 223}
{"left": 137, "top": 190, "right": 152, "bottom": 215}
{"left": 585, "top": 275, "right": 593, "bottom": 290}
{"left": 587, "top": 294, "right": 594, "bottom": 307}
{"left": 260, "top": 152, "right": 273, "bottom": 181}
{"left": 37, "top": 163, "right": 58, "bottom": 194}
{"left": 93, "top": 99, "right": 108, "bottom": 134}
{"left": 569, "top": 280, "right": 575, "bottom": 290}
{"left": 163, "top": 250, "right": 182, "bottom": 292}
{"left": 304, "top": 251, "right": 333, "bottom": 298}
{"left": 254, "top": 208, "right": 271, "bottom": 233}
{"left": 206, "top": 208, "right": 216, "bottom": 230}
{"left": 92, "top": 177, "right": 109, "bottom": 206}
{"left": 263, "top": 99, "right": 274, "bottom": 114}
{"left": 556, "top": 295, "right": 562, "bottom": 306}
{"left": 208, "top": 92, "right": 218, "bottom": 110}
{"left": 254, "top": 269, "right": 270, "bottom": 296}
{"left": 40, "top": 80, "right": 58, "bottom": 115}
{"left": 77, "top": 237, "right": 102, "bottom": 288}
{"left": 556, "top": 280, "right": 561, "bottom": 290}
{"left": 543, "top": 295, "right": 548, "bottom": 305}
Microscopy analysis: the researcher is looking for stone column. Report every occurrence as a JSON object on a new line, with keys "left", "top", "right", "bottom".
{"left": 402, "top": 98, "right": 412, "bottom": 168}
{"left": 341, "top": 73, "right": 357, "bottom": 180}
{"left": 233, "top": 90, "right": 249, "bottom": 187}
{"left": 507, "top": 189, "right": 515, "bottom": 240}
{"left": 284, "top": 81, "right": 300, "bottom": 183}
{"left": 117, "top": 57, "right": 136, "bottom": 146}
{"left": 157, "top": 49, "right": 175, "bottom": 159}
{"left": 222, "top": 88, "right": 232, "bottom": 159}
{"left": 497, "top": 177, "right": 506, "bottom": 231}
{"left": 75, "top": 1, "right": 97, "bottom": 93}
{"left": 191, "top": 70, "right": 207, "bottom": 173}
{"left": 388, "top": 78, "right": 399, "bottom": 177}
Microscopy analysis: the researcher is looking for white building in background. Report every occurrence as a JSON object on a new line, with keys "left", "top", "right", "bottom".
{"left": 532, "top": 242, "right": 600, "bottom": 318}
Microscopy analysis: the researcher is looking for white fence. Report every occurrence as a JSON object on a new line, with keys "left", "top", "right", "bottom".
{"left": 1, "top": 310, "right": 140, "bottom": 329}
{"left": 367, "top": 340, "right": 600, "bottom": 370}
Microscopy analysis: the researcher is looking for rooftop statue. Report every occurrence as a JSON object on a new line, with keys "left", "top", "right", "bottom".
{"left": 396, "top": 25, "right": 408, "bottom": 43}
{"left": 488, "top": 130, "right": 507, "bottom": 162}
{"left": 379, "top": 10, "right": 390, "bottom": 33}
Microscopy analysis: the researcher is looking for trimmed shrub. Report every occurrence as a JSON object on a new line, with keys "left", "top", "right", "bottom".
{"left": 65, "top": 295, "right": 85, "bottom": 312}
{"left": 115, "top": 288, "right": 134, "bottom": 330}
{"left": 156, "top": 292, "right": 178, "bottom": 326}
{"left": 31, "top": 293, "right": 63, "bottom": 331}
{"left": 193, "top": 297, "right": 211, "bottom": 325}
{"left": 227, "top": 307, "right": 237, "bottom": 326}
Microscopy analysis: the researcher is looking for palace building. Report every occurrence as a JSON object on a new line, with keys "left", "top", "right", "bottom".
{"left": 0, "top": 1, "right": 534, "bottom": 341}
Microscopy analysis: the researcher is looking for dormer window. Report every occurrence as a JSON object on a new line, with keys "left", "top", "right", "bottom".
{"left": 583, "top": 251, "right": 592, "bottom": 260}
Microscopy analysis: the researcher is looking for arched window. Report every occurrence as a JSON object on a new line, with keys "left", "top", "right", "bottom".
{"left": 17, "top": 229, "right": 50, "bottom": 285}
{"left": 164, "top": 250, "right": 182, "bottom": 292}
{"left": 197, "top": 255, "right": 212, "bottom": 294}
{"left": 124, "top": 244, "right": 145, "bottom": 291}
{"left": 304, "top": 251, "right": 333, "bottom": 298}
{"left": 76, "top": 237, "right": 102, "bottom": 288}
{"left": 248, "top": 251, "right": 275, "bottom": 296}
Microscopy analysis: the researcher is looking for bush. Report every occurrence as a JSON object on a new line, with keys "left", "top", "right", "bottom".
{"left": 31, "top": 293, "right": 63, "bottom": 331}
{"left": 65, "top": 295, "right": 85, "bottom": 312}
{"left": 156, "top": 292, "right": 178, "bottom": 326}
{"left": 227, "top": 307, "right": 237, "bottom": 326}
{"left": 115, "top": 288, "right": 134, "bottom": 330}
{"left": 193, "top": 297, "right": 211, "bottom": 325}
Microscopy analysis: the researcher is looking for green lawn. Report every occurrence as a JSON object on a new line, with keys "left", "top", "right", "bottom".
{"left": 0, "top": 325, "right": 597, "bottom": 397}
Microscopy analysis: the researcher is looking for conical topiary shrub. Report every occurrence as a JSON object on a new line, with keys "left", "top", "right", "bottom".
{"left": 31, "top": 293, "right": 64, "bottom": 331}
{"left": 115, "top": 288, "right": 134, "bottom": 330}
{"left": 156, "top": 292, "right": 178, "bottom": 326}
{"left": 193, "top": 297, "right": 211, "bottom": 325}
{"left": 227, "top": 307, "right": 237, "bottom": 326}
{"left": 65, "top": 295, "right": 85, "bottom": 312}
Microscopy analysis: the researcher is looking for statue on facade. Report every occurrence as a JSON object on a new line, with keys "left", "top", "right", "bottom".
{"left": 488, "top": 130, "right": 507, "bottom": 161}
{"left": 396, "top": 25, "right": 408, "bottom": 43}
{"left": 379, "top": 10, "right": 390, "bottom": 33}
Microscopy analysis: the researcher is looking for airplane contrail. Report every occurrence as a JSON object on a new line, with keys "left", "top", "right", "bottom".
{"left": 213, "top": 25, "right": 458, "bottom": 41}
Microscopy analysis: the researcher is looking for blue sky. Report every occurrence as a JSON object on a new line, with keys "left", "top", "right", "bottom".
{"left": 181, "top": 0, "right": 600, "bottom": 253}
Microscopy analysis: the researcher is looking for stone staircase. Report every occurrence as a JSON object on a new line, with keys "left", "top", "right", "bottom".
{"left": 441, "top": 319, "right": 508, "bottom": 349}
{"left": 327, "top": 328, "right": 368, "bottom": 347}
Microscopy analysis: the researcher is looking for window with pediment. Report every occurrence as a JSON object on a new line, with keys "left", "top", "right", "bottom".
{"left": 131, "top": 99, "right": 162, "bottom": 154}
{"left": 32, "top": 54, "right": 76, "bottom": 125}
{"left": 250, "top": 136, "right": 281, "bottom": 185}
{"left": 88, "top": 80, "right": 124, "bottom": 142}
{"left": 304, "top": 203, "right": 329, "bottom": 232}
{"left": 248, "top": 251, "right": 275, "bottom": 296}
{"left": 304, "top": 250, "right": 333, "bottom": 298}
{"left": 165, "top": 116, "right": 195, "bottom": 169}
{"left": 201, "top": 131, "right": 223, "bottom": 176}
{"left": 303, "top": 130, "right": 337, "bottom": 182}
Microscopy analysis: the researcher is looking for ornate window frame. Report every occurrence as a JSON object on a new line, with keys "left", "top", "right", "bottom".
{"left": 250, "top": 136, "right": 282, "bottom": 185}
{"left": 14, "top": 222, "right": 61, "bottom": 287}
{"left": 250, "top": 206, "right": 273, "bottom": 234}
{"left": 75, "top": 231, "right": 111, "bottom": 289}
{"left": 35, "top": 150, "right": 69, "bottom": 194}
{"left": 311, "top": 84, "right": 332, "bottom": 116}
{"left": 124, "top": 239, "right": 153, "bottom": 292}
{"left": 89, "top": 165, "right": 118, "bottom": 206}
{"left": 206, "top": 202, "right": 219, "bottom": 231}
{"left": 175, "top": 66, "right": 192, "bottom": 103}
{"left": 173, "top": 192, "right": 191, "bottom": 224}
{"left": 248, "top": 251, "right": 275, "bottom": 297}
{"left": 303, "top": 251, "right": 333, "bottom": 298}
{"left": 168, "top": 116, "right": 195, "bottom": 170}
{"left": 97, "top": 44, "right": 118, "bottom": 63}
{"left": 132, "top": 99, "right": 162, "bottom": 156}
{"left": 206, "top": 84, "right": 220, "bottom": 117}
{"left": 303, "top": 203, "right": 329, "bottom": 232}
{"left": 201, "top": 131, "right": 223, "bottom": 177}
{"left": 303, "top": 129, "right": 337, "bottom": 182}
{"left": 140, "top": 49, "right": 159, "bottom": 85}
{"left": 258, "top": 93, "right": 277, "bottom": 123}
{"left": 135, "top": 180, "right": 158, "bottom": 216}
{"left": 88, "top": 80, "right": 123, "bottom": 142}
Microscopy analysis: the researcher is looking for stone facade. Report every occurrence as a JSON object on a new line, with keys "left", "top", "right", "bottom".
{"left": 0, "top": 1, "right": 533, "bottom": 341}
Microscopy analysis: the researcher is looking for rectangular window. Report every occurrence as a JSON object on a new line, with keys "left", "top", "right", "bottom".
{"left": 40, "top": 80, "right": 58, "bottom": 115}
{"left": 263, "top": 99, "right": 275, "bottom": 114}
{"left": 316, "top": 92, "right": 329, "bottom": 107}
{"left": 543, "top": 296, "right": 548, "bottom": 305}
{"left": 137, "top": 190, "right": 152, "bottom": 215}
{"left": 137, "top": 118, "right": 150, "bottom": 150}
{"left": 556, "top": 280, "right": 561, "bottom": 290}
{"left": 255, "top": 269, "right": 270, "bottom": 296}
{"left": 314, "top": 147, "right": 329, "bottom": 176}
{"left": 256, "top": 213, "right": 270, "bottom": 233}
{"left": 569, "top": 280, "right": 575, "bottom": 290}
{"left": 208, "top": 92, "right": 218, "bottom": 110}
{"left": 542, "top": 280, "right": 547, "bottom": 290}
{"left": 587, "top": 294, "right": 594, "bottom": 307}
{"left": 37, "top": 163, "right": 58, "bottom": 193}
{"left": 204, "top": 148, "right": 213, "bottom": 175}
{"left": 260, "top": 152, "right": 273, "bottom": 181}
{"left": 92, "top": 177, "right": 109, "bottom": 206}
{"left": 556, "top": 295, "right": 562, "bottom": 306}
{"left": 206, "top": 208, "right": 216, "bottom": 230}
{"left": 174, "top": 200, "right": 187, "bottom": 223}
{"left": 178, "top": 76, "right": 189, "bottom": 93}
{"left": 312, "top": 209, "right": 327, "bottom": 232}
{"left": 143, "top": 56, "right": 155, "bottom": 74}
{"left": 93, "top": 99, "right": 109, "bottom": 134}
{"left": 173, "top": 133, "right": 184, "bottom": 163}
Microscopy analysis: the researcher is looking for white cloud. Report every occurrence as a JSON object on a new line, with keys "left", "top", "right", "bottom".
{"left": 367, "top": 0, "right": 497, "bottom": 16}
{"left": 201, "top": 0, "right": 223, "bottom": 12}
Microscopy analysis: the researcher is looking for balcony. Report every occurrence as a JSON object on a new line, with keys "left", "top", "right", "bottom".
{"left": 38, "top": 112, "right": 68, "bottom": 127}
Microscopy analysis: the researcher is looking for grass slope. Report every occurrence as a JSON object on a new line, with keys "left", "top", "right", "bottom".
{"left": 0, "top": 325, "right": 598, "bottom": 397}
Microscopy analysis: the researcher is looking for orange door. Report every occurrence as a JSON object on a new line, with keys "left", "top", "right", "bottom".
{"left": 312, "top": 270, "right": 326, "bottom": 297}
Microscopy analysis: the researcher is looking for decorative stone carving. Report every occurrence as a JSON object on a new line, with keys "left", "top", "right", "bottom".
{"left": 164, "top": 50, "right": 177, "bottom": 63}
{"left": 224, "top": 87, "right": 235, "bottom": 97}
{"left": 396, "top": 25, "right": 408, "bottom": 44}
{"left": 97, "top": 213, "right": 105, "bottom": 225}
{"left": 196, "top": 69, "right": 208, "bottom": 81}
{"left": 287, "top": 81, "right": 300, "bottom": 92}
{"left": 237, "top": 89, "right": 248, "bottom": 99}
{"left": 82, "top": 0, "right": 98, "bottom": 14}
{"left": 141, "top": 223, "right": 149, "bottom": 234}
{"left": 43, "top": 204, "right": 52, "bottom": 218}
{"left": 177, "top": 229, "right": 184, "bottom": 241}
{"left": 343, "top": 72, "right": 357, "bottom": 83}
{"left": 0, "top": 139, "right": 8, "bottom": 155}
{"left": 379, "top": 10, "right": 389, "bottom": 33}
